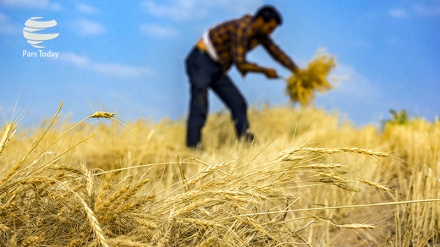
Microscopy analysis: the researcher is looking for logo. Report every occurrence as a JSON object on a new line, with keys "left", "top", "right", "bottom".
{"left": 23, "top": 17, "right": 59, "bottom": 48}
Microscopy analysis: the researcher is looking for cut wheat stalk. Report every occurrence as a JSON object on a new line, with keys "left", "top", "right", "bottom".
{"left": 285, "top": 50, "right": 336, "bottom": 105}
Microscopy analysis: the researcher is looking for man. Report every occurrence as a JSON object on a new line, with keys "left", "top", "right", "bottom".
{"left": 185, "top": 5, "right": 299, "bottom": 148}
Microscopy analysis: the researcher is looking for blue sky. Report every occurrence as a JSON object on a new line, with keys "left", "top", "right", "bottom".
{"left": 0, "top": 0, "right": 439, "bottom": 128}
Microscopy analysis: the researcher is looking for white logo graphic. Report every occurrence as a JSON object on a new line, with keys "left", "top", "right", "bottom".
{"left": 23, "top": 17, "right": 59, "bottom": 48}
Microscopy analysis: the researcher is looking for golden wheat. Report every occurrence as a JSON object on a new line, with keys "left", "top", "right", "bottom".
{"left": 90, "top": 111, "right": 115, "bottom": 119}
{"left": 0, "top": 122, "right": 15, "bottom": 156}
{"left": 0, "top": 104, "right": 438, "bottom": 246}
{"left": 286, "top": 50, "right": 336, "bottom": 105}
{"left": 337, "top": 223, "right": 376, "bottom": 230}
{"left": 360, "top": 179, "right": 391, "bottom": 193}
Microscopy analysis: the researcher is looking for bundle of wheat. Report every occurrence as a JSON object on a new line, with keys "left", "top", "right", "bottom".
{"left": 286, "top": 52, "right": 336, "bottom": 105}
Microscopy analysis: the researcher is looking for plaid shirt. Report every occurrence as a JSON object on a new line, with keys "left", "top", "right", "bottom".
{"left": 208, "top": 14, "right": 296, "bottom": 73}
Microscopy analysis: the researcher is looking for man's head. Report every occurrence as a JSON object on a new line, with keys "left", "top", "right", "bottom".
{"left": 253, "top": 5, "right": 283, "bottom": 35}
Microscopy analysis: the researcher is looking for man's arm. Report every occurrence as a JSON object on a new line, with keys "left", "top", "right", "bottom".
{"left": 236, "top": 62, "right": 278, "bottom": 78}
{"left": 232, "top": 25, "right": 279, "bottom": 78}
{"left": 260, "top": 36, "right": 299, "bottom": 73}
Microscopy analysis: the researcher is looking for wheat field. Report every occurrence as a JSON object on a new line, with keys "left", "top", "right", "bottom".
{"left": 0, "top": 102, "right": 439, "bottom": 246}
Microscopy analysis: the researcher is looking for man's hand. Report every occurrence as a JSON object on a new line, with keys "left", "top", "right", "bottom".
{"left": 264, "top": 68, "right": 278, "bottom": 79}
{"left": 236, "top": 62, "right": 279, "bottom": 79}
{"left": 290, "top": 64, "right": 300, "bottom": 75}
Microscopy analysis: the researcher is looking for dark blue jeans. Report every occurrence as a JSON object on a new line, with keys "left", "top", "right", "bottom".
{"left": 185, "top": 47, "right": 251, "bottom": 147}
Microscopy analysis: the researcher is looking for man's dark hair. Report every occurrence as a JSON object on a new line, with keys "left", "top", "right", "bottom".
{"left": 254, "top": 5, "right": 282, "bottom": 25}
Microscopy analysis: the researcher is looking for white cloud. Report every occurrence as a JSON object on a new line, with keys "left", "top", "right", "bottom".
{"left": 389, "top": 8, "right": 408, "bottom": 18}
{"left": 73, "top": 19, "right": 106, "bottom": 36}
{"left": 140, "top": 23, "right": 179, "bottom": 38}
{"left": 76, "top": 3, "right": 98, "bottom": 14}
{"left": 312, "top": 62, "right": 385, "bottom": 125}
{"left": 325, "top": 63, "right": 380, "bottom": 103}
{"left": 141, "top": 0, "right": 263, "bottom": 21}
{"left": 0, "top": 0, "right": 61, "bottom": 10}
{"left": 61, "top": 52, "right": 152, "bottom": 78}
{"left": 389, "top": 3, "right": 440, "bottom": 19}
{"left": 203, "top": 0, "right": 263, "bottom": 14}
{"left": 413, "top": 4, "right": 440, "bottom": 17}
{"left": 141, "top": 0, "right": 195, "bottom": 20}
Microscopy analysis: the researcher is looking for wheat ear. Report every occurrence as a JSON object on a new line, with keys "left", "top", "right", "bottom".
{"left": 51, "top": 178, "right": 109, "bottom": 247}
{"left": 0, "top": 122, "right": 15, "bottom": 157}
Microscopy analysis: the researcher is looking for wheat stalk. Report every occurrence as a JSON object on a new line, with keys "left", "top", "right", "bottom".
{"left": 360, "top": 180, "right": 391, "bottom": 193}
{"left": 113, "top": 179, "right": 152, "bottom": 214}
{"left": 95, "top": 184, "right": 130, "bottom": 214}
{"left": 81, "top": 162, "right": 95, "bottom": 201}
{"left": 233, "top": 198, "right": 440, "bottom": 218}
{"left": 0, "top": 122, "right": 15, "bottom": 157}
{"left": 9, "top": 233, "right": 17, "bottom": 247}
{"left": 67, "top": 239, "right": 84, "bottom": 247}
{"left": 7, "top": 102, "right": 63, "bottom": 180}
{"left": 285, "top": 51, "right": 335, "bottom": 105}
{"left": 78, "top": 195, "right": 109, "bottom": 247}
{"left": 0, "top": 223, "right": 9, "bottom": 232}
{"left": 107, "top": 237, "right": 152, "bottom": 247}
{"left": 1, "top": 103, "right": 437, "bottom": 246}
{"left": 337, "top": 223, "right": 375, "bottom": 230}
{"left": 285, "top": 147, "right": 389, "bottom": 157}
{"left": 94, "top": 172, "right": 113, "bottom": 211}
{"left": 53, "top": 179, "right": 109, "bottom": 247}
{"left": 20, "top": 236, "right": 41, "bottom": 247}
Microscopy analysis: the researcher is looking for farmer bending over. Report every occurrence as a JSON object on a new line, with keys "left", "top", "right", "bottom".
{"left": 185, "top": 5, "right": 299, "bottom": 149}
